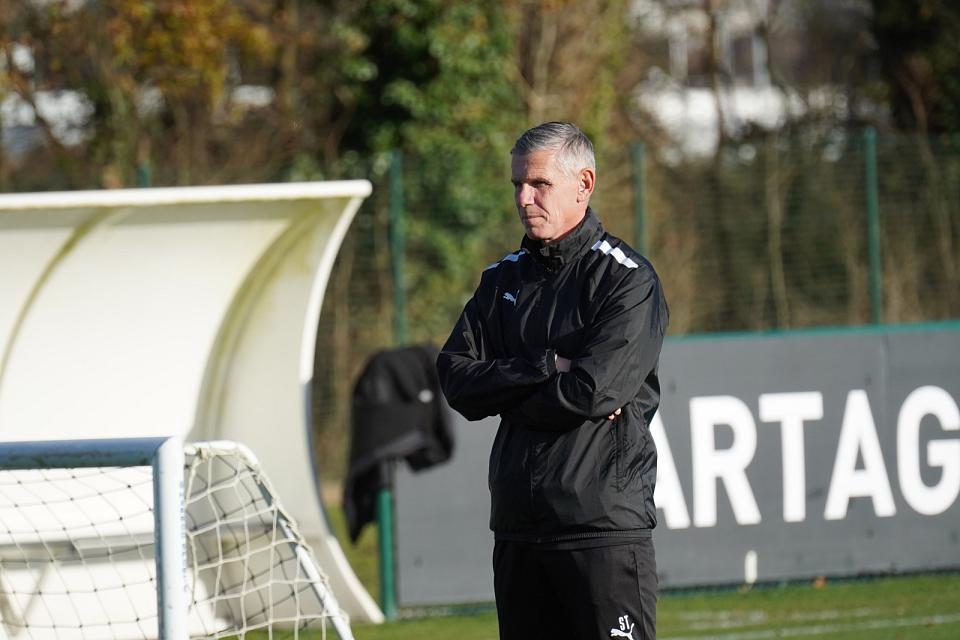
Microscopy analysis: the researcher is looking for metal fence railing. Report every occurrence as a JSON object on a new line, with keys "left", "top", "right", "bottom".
{"left": 641, "top": 129, "right": 960, "bottom": 334}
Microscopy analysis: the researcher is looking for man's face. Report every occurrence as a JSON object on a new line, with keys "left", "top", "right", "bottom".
{"left": 511, "top": 149, "right": 590, "bottom": 244}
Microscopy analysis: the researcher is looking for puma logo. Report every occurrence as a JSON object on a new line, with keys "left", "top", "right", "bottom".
{"left": 502, "top": 291, "right": 518, "bottom": 305}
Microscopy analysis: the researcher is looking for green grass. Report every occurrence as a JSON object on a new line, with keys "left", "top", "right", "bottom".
{"left": 655, "top": 574, "right": 960, "bottom": 639}
{"left": 325, "top": 501, "right": 381, "bottom": 604}
{"left": 346, "top": 574, "right": 960, "bottom": 640}
{"left": 324, "top": 504, "right": 960, "bottom": 639}
{"left": 352, "top": 610, "right": 499, "bottom": 639}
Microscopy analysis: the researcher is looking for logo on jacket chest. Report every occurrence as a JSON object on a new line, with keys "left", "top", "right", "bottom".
{"left": 502, "top": 289, "right": 519, "bottom": 306}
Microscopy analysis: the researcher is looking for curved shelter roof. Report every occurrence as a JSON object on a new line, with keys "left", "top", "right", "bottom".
{"left": 0, "top": 181, "right": 383, "bottom": 624}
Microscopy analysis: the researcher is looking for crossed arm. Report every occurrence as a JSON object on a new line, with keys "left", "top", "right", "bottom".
{"left": 437, "top": 273, "right": 665, "bottom": 430}
{"left": 555, "top": 355, "right": 621, "bottom": 420}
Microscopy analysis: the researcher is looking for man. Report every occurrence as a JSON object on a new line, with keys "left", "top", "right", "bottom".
{"left": 437, "top": 122, "right": 668, "bottom": 639}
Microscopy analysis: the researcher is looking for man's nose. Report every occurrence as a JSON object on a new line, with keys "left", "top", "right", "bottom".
{"left": 516, "top": 184, "right": 534, "bottom": 207}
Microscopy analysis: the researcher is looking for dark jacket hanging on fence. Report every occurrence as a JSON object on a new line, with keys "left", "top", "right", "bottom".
{"left": 343, "top": 344, "right": 454, "bottom": 542}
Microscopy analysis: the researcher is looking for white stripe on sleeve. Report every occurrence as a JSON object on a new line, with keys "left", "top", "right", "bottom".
{"left": 590, "top": 239, "right": 639, "bottom": 269}
{"left": 484, "top": 248, "right": 529, "bottom": 271}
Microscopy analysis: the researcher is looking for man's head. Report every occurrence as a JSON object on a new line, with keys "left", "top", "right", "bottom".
{"left": 511, "top": 122, "right": 596, "bottom": 245}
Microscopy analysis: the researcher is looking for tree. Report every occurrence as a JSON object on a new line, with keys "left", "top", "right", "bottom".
{"left": 0, "top": 1, "right": 288, "bottom": 188}
{"left": 871, "top": 0, "right": 960, "bottom": 132}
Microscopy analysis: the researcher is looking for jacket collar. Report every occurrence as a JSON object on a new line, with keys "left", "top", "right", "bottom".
{"left": 521, "top": 208, "right": 602, "bottom": 271}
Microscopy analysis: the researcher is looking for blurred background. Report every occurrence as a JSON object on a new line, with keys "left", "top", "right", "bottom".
{"left": 2, "top": 0, "right": 958, "bottom": 532}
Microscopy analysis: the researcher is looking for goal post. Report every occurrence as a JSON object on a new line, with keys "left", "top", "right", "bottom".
{"left": 0, "top": 437, "right": 353, "bottom": 640}
{"left": 0, "top": 437, "right": 187, "bottom": 639}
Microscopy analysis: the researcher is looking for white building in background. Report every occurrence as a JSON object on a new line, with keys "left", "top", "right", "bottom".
{"left": 632, "top": 0, "right": 872, "bottom": 157}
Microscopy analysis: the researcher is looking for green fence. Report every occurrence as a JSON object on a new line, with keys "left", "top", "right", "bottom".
{"left": 644, "top": 129, "right": 960, "bottom": 334}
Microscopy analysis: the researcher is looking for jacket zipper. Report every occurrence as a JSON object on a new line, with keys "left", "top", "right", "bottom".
{"left": 615, "top": 414, "right": 624, "bottom": 492}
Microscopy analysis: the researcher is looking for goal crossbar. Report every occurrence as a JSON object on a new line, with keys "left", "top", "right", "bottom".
{"left": 0, "top": 437, "right": 187, "bottom": 639}
{"left": 0, "top": 437, "right": 353, "bottom": 639}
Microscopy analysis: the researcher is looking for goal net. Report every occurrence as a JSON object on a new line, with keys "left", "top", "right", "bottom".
{"left": 0, "top": 438, "right": 353, "bottom": 639}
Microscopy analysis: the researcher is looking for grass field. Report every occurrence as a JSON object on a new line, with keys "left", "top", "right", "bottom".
{"left": 327, "top": 505, "right": 960, "bottom": 639}
{"left": 347, "top": 574, "right": 960, "bottom": 639}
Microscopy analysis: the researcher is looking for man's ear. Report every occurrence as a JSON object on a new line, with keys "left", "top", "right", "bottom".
{"left": 577, "top": 167, "right": 596, "bottom": 203}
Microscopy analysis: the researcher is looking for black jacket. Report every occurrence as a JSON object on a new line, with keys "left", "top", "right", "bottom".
{"left": 437, "top": 210, "right": 668, "bottom": 544}
{"left": 344, "top": 345, "right": 454, "bottom": 542}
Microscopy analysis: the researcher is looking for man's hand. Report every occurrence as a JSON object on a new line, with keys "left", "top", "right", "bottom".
{"left": 608, "top": 408, "right": 622, "bottom": 421}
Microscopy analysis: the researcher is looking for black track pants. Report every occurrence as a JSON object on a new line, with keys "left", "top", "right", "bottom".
{"left": 493, "top": 538, "right": 657, "bottom": 640}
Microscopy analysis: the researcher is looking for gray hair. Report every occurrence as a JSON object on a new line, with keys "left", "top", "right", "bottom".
{"left": 511, "top": 122, "right": 596, "bottom": 177}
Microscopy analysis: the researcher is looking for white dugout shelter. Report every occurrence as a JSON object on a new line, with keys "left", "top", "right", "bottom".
{"left": 0, "top": 182, "right": 383, "bottom": 629}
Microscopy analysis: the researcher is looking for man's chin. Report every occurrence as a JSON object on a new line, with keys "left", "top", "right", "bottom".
{"left": 523, "top": 226, "right": 550, "bottom": 241}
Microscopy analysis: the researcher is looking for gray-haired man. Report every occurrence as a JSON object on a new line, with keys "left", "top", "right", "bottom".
{"left": 437, "top": 122, "right": 668, "bottom": 639}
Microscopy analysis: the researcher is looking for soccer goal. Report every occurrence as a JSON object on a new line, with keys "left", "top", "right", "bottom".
{"left": 0, "top": 437, "right": 353, "bottom": 640}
